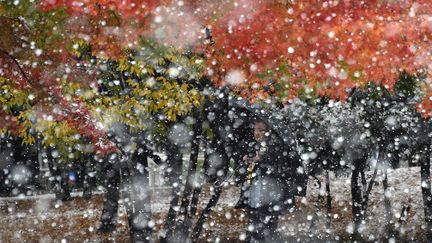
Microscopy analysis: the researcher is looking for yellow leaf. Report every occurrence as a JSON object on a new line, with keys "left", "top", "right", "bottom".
{"left": 119, "top": 58, "right": 129, "bottom": 72}
{"left": 181, "top": 83, "right": 188, "bottom": 92}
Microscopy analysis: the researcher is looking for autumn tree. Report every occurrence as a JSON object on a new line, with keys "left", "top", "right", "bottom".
{"left": 207, "top": 1, "right": 432, "bottom": 105}
{"left": 0, "top": 1, "right": 118, "bottom": 156}
{"left": 3, "top": 0, "right": 432, "bottom": 241}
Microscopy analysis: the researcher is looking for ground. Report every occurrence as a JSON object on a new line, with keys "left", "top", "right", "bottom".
{"left": 0, "top": 167, "right": 431, "bottom": 242}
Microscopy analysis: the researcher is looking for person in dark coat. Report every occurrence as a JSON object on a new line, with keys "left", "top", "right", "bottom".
{"left": 231, "top": 116, "right": 256, "bottom": 209}
{"left": 244, "top": 120, "right": 295, "bottom": 243}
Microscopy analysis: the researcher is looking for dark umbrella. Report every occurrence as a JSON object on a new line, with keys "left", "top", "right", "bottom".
{"left": 228, "top": 98, "right": 299, "bottom": 151}
{"left": 227, "top": 97, "right": 307, "bottom": 196}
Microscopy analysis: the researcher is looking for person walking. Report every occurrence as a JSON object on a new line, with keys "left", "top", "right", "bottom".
{"left": 244, "top": 120, "right": 295, "bottom": 242}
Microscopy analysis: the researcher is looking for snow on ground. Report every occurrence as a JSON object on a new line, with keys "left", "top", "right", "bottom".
{"left": 285, "top": 166, "right": 429, "bottom": 241}
{"left": 0, "top": 167, "right": 430, "bottom": 242}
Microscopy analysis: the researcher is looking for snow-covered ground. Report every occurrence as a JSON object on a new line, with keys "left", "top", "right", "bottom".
{"left": 287, "top": 166, "right": 428, "bottom": 241}
{"left": 0, "top": 166, "right": 430, "bottom": 242}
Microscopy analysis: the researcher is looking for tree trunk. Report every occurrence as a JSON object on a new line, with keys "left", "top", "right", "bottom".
{"left": 184, "top": 144, "right": 210, "bottom": 237}
{"left": 420, "top": 142, "right": 432, "bottom": 232}
{"left": 121, "top": 169, "right": 136, "bottom": 240}
{"left": 351, "top": 154, "right": 380, "bottom": 239}
{"left": 326, "top": 170, "right": 332, "bottom": 229}
{"left": 46, "top": 146, "right": 70, "bottom": 201}
{"left": 190, "top": 185, "right": 223, "bottom": 242}
{"left": 98, "top": 163, "right": 120, "bottom": 232}
{"left": 175, "top": 118, "right": 202, "bottom": 238}
{"left": 309, "top": 177, "right": 323, "bottom": 233}
{"left": 186, "top": 147, "right": 209, "bottom": 226}
{"left": 127, "top": 157, "right": 153, "bottom": 243}
{"left": 362, "top": 162, "right": 378, "bottom": 213}
{"left": 161, "top": 143, "right": 184, "bottom": 241}
{"left": 351, "top": 167, "right": 363, "bottom": 238}
{"left": 383, "top": 169, "right": 395, "bottom": 239}
{"left": 190, "top": 136, "right": 229, "bottom": 242}
{"left": 82, "top": 155, "right": 95, "bottom": 199}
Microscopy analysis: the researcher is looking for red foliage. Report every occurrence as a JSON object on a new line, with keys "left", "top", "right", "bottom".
{"left": 38, "top": 0, "right": 162, "bottom": 58}
{"left": 10, "top": 0, "right": 432, "bottom": 130}
{"left": 38, "top": 0, "right": 159, "bottom": 19}
{"left": 0, "top": 48, "right": 118, "bottom": 155}
{"left": 37, "top": 0, "right": 243, "bottom": 57}
{"left": 0, "top": 55, "right": 32, "bottom": 91}
{"left": 36, "top": 0, "right": 432, "bottom": 111}
{"left": 418, "top": 91, "right": 432, "bottom": 118}
{"left": 0, "top": 110, "right": 24, "bottom": 136}
{"left": 207, "top": 0, "right": 432, "bottom": 103}
{"left": 44, "top": 80, "right": 119, "bottom": 156}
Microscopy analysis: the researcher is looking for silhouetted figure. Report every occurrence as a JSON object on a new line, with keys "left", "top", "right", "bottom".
{"left": 244, "top": 121, "right": 295, "bottom": 242}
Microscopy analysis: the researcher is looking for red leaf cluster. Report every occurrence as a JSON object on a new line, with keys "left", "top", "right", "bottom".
{"left": 38, "top": 1, "right": 157, "bottom": 58}
{"left": 1, "top": 49, "right": 118, "bottom": 156}
{"left": 0, "top": 110, "right": 24, "bottom": 136}
{"left": 17, "top": 0, "right": 432, "bottom": 124}
{"left": 38, "top": 0, "right": 159, "bottom": 19}
{"left": 45, "top": 80, "right": 120, "bottom": 156}
{"left": 207, "top": 0, "right": 432, "bottom": 103}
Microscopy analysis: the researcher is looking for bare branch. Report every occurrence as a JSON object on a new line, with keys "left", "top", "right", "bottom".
{"left": 0, "top": 48, "right": 32, "bottom": 85}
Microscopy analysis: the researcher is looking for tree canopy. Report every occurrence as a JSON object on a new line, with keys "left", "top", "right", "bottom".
{"left": 2, "top": 0, "right": 432, "bottom": 157}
